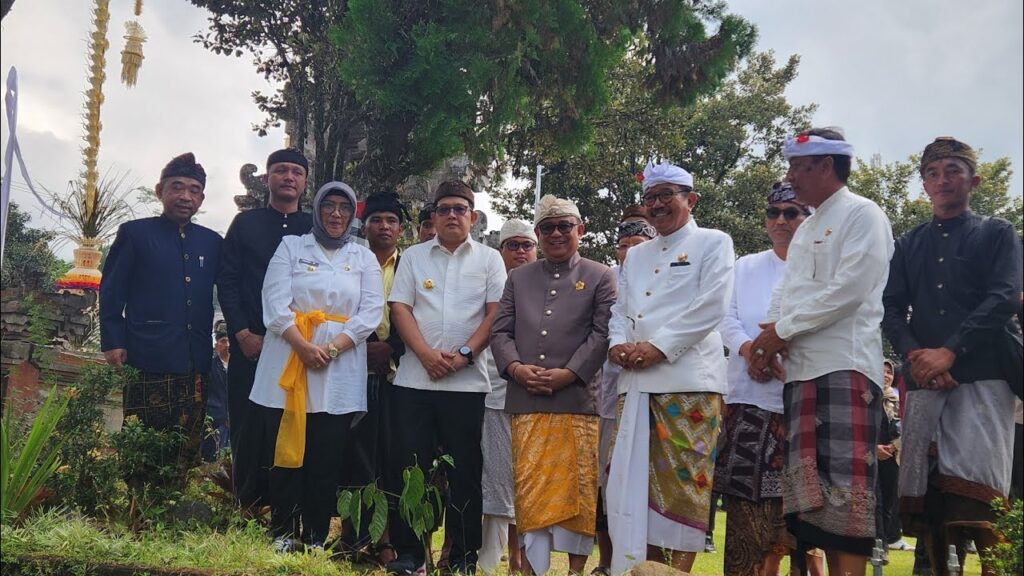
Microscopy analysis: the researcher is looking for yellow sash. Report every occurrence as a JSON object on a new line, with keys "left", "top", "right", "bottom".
{"left": 274, "top": 309, "right": 349, "bottom": 468}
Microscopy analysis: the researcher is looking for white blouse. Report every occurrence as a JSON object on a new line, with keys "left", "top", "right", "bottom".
{"left": 250, "top": 234, "right": 384, "bottom": 414}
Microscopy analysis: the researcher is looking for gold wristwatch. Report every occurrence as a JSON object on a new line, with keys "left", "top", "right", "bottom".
{"left": 327, "top": 342, "right": 339, "bottom": 359}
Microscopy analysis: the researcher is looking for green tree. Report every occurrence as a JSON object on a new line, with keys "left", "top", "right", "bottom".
{"left": 491, "top": 50, "right": 813, "bottom": 262}
{"left": 1, "top": 202, "right": 71, "bottom": 291}
{"left": 337, "top": 0, "right": 756, "bottom": 187}
{"left": 189, "top": 1, "right": 364, "bottom": 188}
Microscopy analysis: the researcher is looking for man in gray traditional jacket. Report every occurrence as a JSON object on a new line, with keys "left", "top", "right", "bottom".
{"left": 490, "top": 195, "right": 617, "bottom": 576}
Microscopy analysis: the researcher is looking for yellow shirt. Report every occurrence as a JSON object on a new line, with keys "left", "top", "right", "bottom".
{"left": 372, "top": 249, "right": 399, "bottom": 375}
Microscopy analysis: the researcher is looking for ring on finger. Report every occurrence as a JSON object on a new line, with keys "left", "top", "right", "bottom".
{"left": 755, "top": 348, "right": 766, "bottom": 357}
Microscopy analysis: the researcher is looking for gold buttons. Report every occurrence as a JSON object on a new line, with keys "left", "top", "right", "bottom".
{"left": 541, "top": 330, "right": 548, "bottom": 336}
{"left": 545, "top": 309, "right": 552, "bottom": 316}
{"left": 938, "top": 257, "right": 945, "bottom": 262}
{"left": 937, "top": 283, "right": 943, "bottom": 289}
{"left": 180, "top": 232, "right": 186, "bottom": 239}
{"left": 184, "top": 254, "right": 190, "bottom": 260}
{"left": 539, "top": 354, "right": 546, "bottom": 360}
{"left": 186, "top": 299, "right": 192, "bottom": 306}
{"left": 942, "top": 233, "right": 949, "bottom": 238}
{"left": 187, "top": 324, "right": 192, "bottom": 330}
{"left": 550, "top": 289, "right": 557, "bottom": 296}
{"left": 283, "top": 223, "right": 288, "bottom": 228}
{"left": 554, "top": 273, "right": 561, "bottom": 279}
{"left": 185, "top": 276, "right": 192, "bottom": 283}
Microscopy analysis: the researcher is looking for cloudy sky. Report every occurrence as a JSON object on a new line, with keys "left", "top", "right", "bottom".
{"left": 2, "top": 1, "right": 1021, "bottom": 259}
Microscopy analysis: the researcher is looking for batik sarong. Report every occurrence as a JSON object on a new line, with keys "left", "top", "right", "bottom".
{"left": 782, "top": 370, "right": 880, "bottom": 556}
{"left": 714, "top": 403, "right": 791, "bottom": 576}
{"left": 510, "top": 412, "right": 599, "bottom": 535}
{"left": 714, "top": 403, "right": 786, "bottom": 502}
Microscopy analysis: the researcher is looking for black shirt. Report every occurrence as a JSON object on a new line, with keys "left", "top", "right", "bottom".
{"left": 882, "top": 211, "right": 1022, "bottom": 387}
{"left": 217, "top": 207, "right": 313, "bottom": 337}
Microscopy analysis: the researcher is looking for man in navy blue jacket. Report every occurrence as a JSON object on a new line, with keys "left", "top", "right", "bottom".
{"left": 100, "top": 152, "right": 222, "bottom": 491}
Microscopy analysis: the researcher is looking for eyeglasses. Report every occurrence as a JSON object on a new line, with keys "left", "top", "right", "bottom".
{"left": 765, "top": 206, "right": 805, "bottom": 221}
{"left": 537, "top": 221, "right": 577, "bottom": 236}
{"left": 320, "top": 201, "right": 354, "bottom": 216}
{"left": 435, "top": 204, "right": 470, "bottom": 217}
{"left": 502, "top": 240, "right": 536, "bottom": 252}
{"left": 641, "top": 188, "right": 690, "bottom": 206}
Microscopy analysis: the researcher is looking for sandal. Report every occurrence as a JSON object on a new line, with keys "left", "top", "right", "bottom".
{"left": 590, "top": 567, "right": 611, "bottom": 576}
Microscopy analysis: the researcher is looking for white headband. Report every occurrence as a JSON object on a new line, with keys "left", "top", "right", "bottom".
{"left": 642, "top": 160, "right": 693, "bottom": 192}
{"left": 783, "top": 134, "right": 855, "bottom": 159}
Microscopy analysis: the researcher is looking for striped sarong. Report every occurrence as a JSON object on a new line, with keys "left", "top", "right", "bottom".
{"left": 782, "top": 370, "right": 880, "bottom": 556}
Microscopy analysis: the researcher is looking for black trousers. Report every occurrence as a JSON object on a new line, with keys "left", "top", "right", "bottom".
{"left": 339, "top": 373, "right": 395, "bottom": 546}
{"left": 389, "top": 386, "right": 485, "bottom": 567}
{"left": 248, "top": 402, "right": 353, "bottom": 544}
{"left": 226, "top": 341, "right": 259, "bottom": 506}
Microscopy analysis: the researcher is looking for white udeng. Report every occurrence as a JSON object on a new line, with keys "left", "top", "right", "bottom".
{"left": 249, "top": 234, "right": 384, "bottom": 415}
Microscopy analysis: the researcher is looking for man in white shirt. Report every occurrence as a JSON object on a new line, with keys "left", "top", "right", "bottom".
{"left": 750, "top": 128, "right": 894, "bottom": 576}
{"left": 387, "top": 180, "right": 507, "bottom": 575}
{"left": 606, "top": 160, "right": 734, "bottom": 575}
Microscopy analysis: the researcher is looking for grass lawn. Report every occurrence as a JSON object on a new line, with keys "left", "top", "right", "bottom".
{"left": 1, "top": 509, "right": 983, "bottom": 575}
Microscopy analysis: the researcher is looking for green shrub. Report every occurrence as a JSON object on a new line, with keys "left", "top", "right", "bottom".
{"left": 984, "top": 498, "right": 1023, "bottom": 576}
{"left": 1, "top": 386, "right": 70, "bottom": 524}
{"left": 50, "top": 364, "right": 132, "bottom": 518}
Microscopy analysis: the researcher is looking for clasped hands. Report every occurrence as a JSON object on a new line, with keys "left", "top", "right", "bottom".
{"left": 509, "top": 363, "right": 577, "bottom": 396}
{"left": 908, "top": 347, "right": 958, "bottom": 390}
{"left": 746, "top": 323, "right": 787, "bottom": 382}
{"left": 419, "top": 348, "right": 471, "bottom": 380}
{"left": 607, "top": 341, "right": 666, "bottom": 371}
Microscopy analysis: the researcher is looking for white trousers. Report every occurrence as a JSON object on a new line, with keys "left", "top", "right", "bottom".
{"left": 479, "top": 514, "right": 513, "bottom": 575}
{"left": 522, "top": 526, "right": 593, "bottom": 575}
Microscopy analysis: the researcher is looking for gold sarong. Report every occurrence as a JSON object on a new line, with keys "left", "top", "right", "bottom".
{"left": 511, "top": 413, "right": 599, "bottom": 535}
{"left": 274, "top": 309, "right": 348, "bottom": 468}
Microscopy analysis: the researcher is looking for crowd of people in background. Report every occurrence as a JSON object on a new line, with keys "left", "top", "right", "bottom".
{"left": 99, "top": 128, "right": 1023, "bottom": 576}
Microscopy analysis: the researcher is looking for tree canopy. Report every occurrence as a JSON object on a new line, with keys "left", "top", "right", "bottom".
{"left": 490, "top": 50, "right": 814, "bottom": 261}
{"left": 191, "top": 1, "right": 756, "bottom": 190}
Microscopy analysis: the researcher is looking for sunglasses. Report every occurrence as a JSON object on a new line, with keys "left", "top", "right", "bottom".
{"left": 537, "top": 221, "right": 577, "bottom": 235}
{"left": 641, "top": 187, "right": 690, "bottom": 207}
{"left": 502, "top": 240, "right": 536, "bottom": 252}
{"left": 435, "top": 204, "right": 470, "bottom": 217}
{"left": 765, "top": 206, "right": 805, "bottom": 221}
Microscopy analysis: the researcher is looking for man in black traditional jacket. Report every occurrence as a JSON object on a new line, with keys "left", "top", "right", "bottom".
{"left": 217, "top": 148, "right": 314, "bottom": 510}
{"left": 882, "top": 137, "right": 1023, "bottom": 576}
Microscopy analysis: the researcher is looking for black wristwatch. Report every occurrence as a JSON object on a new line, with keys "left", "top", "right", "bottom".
{"left": 458, "top": 345, "right": 475, "bottom": 365}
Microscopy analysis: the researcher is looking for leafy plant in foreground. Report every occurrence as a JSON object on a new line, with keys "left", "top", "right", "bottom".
{"left": 1, "top": 386, "right": 70, "bottom": 524}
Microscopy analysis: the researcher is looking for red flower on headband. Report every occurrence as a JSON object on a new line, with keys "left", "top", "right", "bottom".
{"left": 796, "top": 133, "right": 811, "bottom": 144}
{"left": 635, "top": 172, "right": 644, "bottom": 183}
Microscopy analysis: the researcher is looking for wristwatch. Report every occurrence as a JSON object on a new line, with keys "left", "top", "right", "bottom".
{"left": 458, "top": 345, "right": 475, "bottom": 365}
{"left": 327, "top": 342, "right": 339, "bottom": 359}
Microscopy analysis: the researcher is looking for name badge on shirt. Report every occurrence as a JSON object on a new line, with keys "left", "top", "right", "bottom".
{"left": 670, "top": 261, "right": 691, "bottom": 267}
{"left": 299, "top": 258, "right": 319, "bottom": 272}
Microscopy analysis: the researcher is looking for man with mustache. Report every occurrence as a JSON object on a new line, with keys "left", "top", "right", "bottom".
{"left": 749, "top": 128, "right": 894, "bottom": 576}
{"left": 606, "top": 160, "right": 735, "bottom": 575}
{"left": 883, "top": 137, "right": 1022, "bottom": 576}
{"left": 100, "top": 152, "right": 222, "bottom": 492}
{"left": 491, "top": 197, "right": 617, "bottom": 576}
{"left": 387, "top": 180, "right": 507, "bottom": 575}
